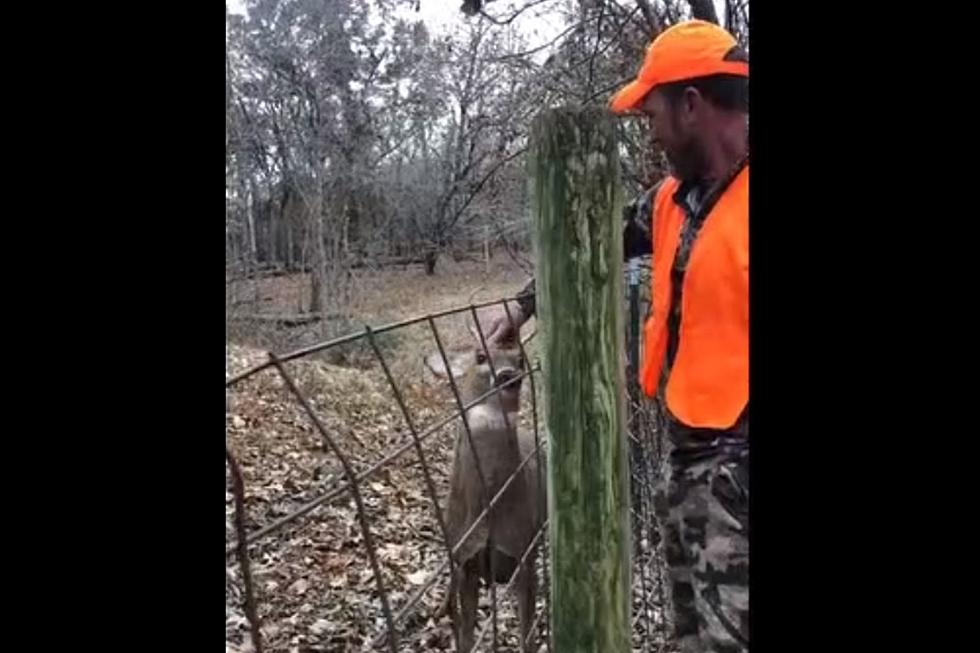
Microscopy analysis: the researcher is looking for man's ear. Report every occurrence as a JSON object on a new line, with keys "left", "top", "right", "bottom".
{"left": 682, "top": 85, "right": 703, "bottom": 115}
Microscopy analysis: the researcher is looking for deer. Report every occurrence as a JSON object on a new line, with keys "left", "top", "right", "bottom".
{"left": 425, "top": 345, "right": 545, "bottom": 652}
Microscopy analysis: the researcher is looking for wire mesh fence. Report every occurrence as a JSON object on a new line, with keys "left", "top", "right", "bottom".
{"left": 226, "top": 275, "right": 671, "bottom": 652}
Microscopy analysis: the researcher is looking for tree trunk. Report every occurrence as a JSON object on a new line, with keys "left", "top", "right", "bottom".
{"left": 228, "top": 232, "right": 242, "bottom": 306}
{"left": 309, "top": 184, "right": 326, "bottom": 315}
{"left": 246, "top": 185, "right": 257, "bottom": 262}
{"left": 267, "top": 195, "right": 279, "bottom": 268}
{"left": 424, "top": 249, "right": 438, "bottom": 275}
{"left": 634, "top": 0, "right": 662, "bottom": 36}
{"left": 285, "top": 221, "right": 294, "bottom": 271}
{"left": 688, "top": 0, "right": 719, "bottom": 24}
{"left": 529, "top": 107, "right": 630, "bottom": 652}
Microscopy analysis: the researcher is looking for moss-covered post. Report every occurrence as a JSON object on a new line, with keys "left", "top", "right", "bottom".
{"left": 529, "top": 106, "right": 630, "bottom": 651}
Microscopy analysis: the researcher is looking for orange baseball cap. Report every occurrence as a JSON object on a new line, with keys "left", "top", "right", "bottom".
{"left": 609, "top": 20, "right": 748, "bottom": 114}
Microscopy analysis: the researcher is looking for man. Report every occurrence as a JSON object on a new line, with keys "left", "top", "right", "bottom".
{"left": 476, "top": 20, "right": 749, "bottom": 653}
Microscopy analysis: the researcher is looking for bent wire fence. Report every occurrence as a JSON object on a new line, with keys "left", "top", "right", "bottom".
{"left": 226, "top": 277, "right": 670, "bottom": 652}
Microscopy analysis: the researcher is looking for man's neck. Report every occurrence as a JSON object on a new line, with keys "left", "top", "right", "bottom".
{"left": 699, "top": 118, "right": 748, "bottom": 188}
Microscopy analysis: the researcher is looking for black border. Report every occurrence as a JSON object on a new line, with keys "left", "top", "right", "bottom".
{"left": 749, "top": 3, "right": 933, "bottom": 648}
{"left": 40, "top": 1, "right": 938, "bottom": 649}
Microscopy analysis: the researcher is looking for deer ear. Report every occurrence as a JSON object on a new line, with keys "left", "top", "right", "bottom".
{"left": 424, "top": 350, "right": 468, "bottom": 379}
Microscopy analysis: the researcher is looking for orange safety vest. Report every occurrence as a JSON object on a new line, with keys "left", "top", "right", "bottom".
{"left": 639, "top": 166, "right": 748, "bottom": 429}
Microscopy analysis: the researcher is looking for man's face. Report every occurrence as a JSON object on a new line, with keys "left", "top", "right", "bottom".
{"left": 640, "top": 88, "right": 707, "bottom": 182}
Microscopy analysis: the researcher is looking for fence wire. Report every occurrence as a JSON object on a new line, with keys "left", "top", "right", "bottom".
{"left": 226, "top": 282, "right": 670, "bottom": 652}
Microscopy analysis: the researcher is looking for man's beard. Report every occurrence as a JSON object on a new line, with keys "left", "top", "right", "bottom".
{"left": 665, "top": 135, "right": 709, "bottom": 183}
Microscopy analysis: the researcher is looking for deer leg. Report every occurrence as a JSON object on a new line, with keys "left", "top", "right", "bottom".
{"left": 458, "top": 558, "right": 479, "bottom": 652}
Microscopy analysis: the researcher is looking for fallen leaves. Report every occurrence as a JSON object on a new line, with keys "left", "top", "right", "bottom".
{"left": 226, "top": 342, "right": 469, "bottom": 652}
{"left": 226, "top": 334, "right": 663, "bottom": 652}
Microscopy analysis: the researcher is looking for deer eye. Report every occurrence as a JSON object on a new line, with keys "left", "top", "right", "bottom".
{"left": 475, "top": 351, "right": 488, "bottom": 365}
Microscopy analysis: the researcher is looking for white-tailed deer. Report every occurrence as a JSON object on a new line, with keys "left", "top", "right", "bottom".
{"left": 425, "top": 346, "right": 545, "bottom": 652}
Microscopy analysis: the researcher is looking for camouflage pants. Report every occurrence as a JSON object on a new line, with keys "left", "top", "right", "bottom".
{"left": 661, "top": 436, "right": 749, "bottom": 653}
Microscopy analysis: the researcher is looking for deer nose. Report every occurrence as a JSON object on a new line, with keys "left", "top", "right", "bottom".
{"left": 495, "top": 367, "right": 519, "bottom": 386}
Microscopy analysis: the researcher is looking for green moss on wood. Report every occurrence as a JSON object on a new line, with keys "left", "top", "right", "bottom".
{"left": 529, "top": 107, "right": 630, "bottom": 652}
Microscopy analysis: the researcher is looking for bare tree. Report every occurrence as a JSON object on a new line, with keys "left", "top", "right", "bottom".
{"left": 226, "top": 0, "right": 749, "bottom": 316}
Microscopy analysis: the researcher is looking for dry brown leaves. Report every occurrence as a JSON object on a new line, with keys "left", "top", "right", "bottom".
{"left": 225, "top": 256, "right": 669, "bottom": 652}
{"left": 226, "top": 341, "right": 549, "bottom": 653}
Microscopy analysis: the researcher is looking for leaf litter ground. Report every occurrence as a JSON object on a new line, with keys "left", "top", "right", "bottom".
{"left": 225, "top": 260, "right": 670, "bottom": 652}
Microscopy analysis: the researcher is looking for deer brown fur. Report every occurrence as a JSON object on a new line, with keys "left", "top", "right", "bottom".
{"left": 426, "top": 347, "right": 545, "bottom": 652}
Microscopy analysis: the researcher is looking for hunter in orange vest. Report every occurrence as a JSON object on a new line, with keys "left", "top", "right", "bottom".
{"left": 642, "top": 166, "right": 748, "bottom": 428}
{"left": 610, "top": 20, "right": 749, "bottom": 653}
{"left": 472, "top": 19, "right": 749, "bottom": 653}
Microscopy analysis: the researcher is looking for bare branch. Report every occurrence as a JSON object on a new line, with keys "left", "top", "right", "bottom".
{"left": 490, "top": 8, "right": 605, "bottom": 62}
{"left": 632, "top": 0, "right": 663, "bottom": 35}
{"left": 478, "top": 0, "right": 558, "bottom": 25}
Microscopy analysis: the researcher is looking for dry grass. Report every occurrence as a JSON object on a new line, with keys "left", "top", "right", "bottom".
{"left": 226, "top": 258, "right": 533, "bottom": 374}
{"left": 226, "top": 258, "right": 529, "bottom": 323}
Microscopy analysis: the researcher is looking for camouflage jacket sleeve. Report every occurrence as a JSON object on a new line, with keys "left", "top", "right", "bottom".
{"left": 516, "top": 182, "right": 662, "bottom": 317}
{"left": 623, "top": 181, "right": 661, "bottom": 259}
{"left": 516, "top": 277, "right": 537, "bottom": 318}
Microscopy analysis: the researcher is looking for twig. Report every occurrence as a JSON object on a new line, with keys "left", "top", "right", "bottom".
{"left": 490, "top": 8, "right": 606, "bottom": 62}
{"left": 478, "top": 0, "right": 557, "bottom": 26}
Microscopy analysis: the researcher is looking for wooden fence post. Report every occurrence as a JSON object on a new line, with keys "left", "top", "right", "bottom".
{"left": 529, "top": 106, "right": 630, "bottom": 651}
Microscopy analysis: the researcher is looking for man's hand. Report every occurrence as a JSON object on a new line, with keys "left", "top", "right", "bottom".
{"left": 623, "top": 184, "right": 657, "bottom": 259}
{"left": 470, "top": 300, "right": 528, "bottom": 347}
